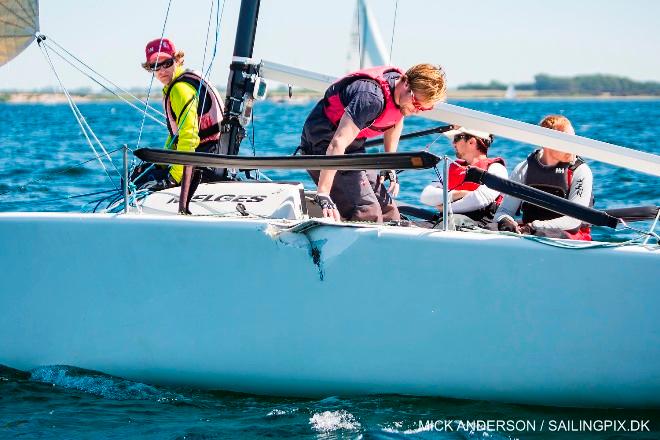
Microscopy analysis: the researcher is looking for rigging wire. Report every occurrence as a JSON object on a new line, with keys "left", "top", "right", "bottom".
{"left": 621, "top": 219, "right": 660, "bottom": 244}
{"left": 0, "top": 146, "right": 126, "bottom": 198}
{"left": 193, "top": 0, "right": 219, "bottom": 127}
{"left": 150, "top": 0, "right": 226, "bottom": 156}
{"left": 389, "top": 0, "right": 399, "bottom": 62}
{"left": 42, "top": 42, "right": 166, "bottom": 127}
{"left": 43, "top": 36, "right": 166, "bottom": 121}
{"left": 1, "top": 188, "right": 119, "bottom": 206}
{"left": 194, "top": 0, "right": 225, "bottom": 133}
{"left": 642, "top": 206, "right": 660, "bottom": 245}
{"left": 136, "top": 0, "right": 174, "bottom": 150}
{"left": 356, "top": 0, "right": 362, "bottom": 67}
{"left": 37, "top": 38, "right": 120, "bottom": 189}
{"left": 424, "top": 133, "right": 446, "bottom": 152}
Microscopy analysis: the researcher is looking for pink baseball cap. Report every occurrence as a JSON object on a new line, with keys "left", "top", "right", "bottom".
{"left": 145, "top": 38, "right": 176, "bottom": 64}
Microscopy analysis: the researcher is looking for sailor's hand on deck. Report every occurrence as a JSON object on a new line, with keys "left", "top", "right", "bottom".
{"left": 519, "top": 223, "right": 536, "bottom": 235}
{"left": 379, "top": 169, "right": 399, "bottom": 198}
{"left": 315, "top": 193, "right": 341, "bottom": 221}
{"left": 498, "top": 217, "right": 521, "bottom": 234}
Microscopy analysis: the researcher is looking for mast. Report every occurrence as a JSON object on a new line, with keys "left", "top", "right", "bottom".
{"left": 219, "top": 0, "right": 264, "bottom": 161}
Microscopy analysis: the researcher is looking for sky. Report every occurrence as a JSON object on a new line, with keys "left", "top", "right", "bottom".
{"left": 1, "top": 0, "right": 659, "bottom": 91}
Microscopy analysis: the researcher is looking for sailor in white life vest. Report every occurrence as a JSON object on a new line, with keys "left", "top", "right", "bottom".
{"left": 495, "top": 114, "right": 594, "bottom": 241}
{"left": 419, "top": 127, "right": 508, "bottom": 227}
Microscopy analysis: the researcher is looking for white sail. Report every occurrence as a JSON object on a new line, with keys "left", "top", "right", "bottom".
{"left": 259, "top": 60, "right": 660, "bottom": 177}
{"left": 0, "top": 0, "right": 39, "bottom": 67}
{"left": 505, "top": 83, "right": 516, "bottom": 99}
{"left": 346, "top": 0, "right": 390, "bottom": 70}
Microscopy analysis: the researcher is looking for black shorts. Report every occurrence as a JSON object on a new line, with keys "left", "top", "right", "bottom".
{"left": 307, "top": 167, "right": 399, "bottom": 223}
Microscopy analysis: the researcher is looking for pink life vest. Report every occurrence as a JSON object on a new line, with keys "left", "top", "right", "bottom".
{"left": 322, "top": 66, "right": 404, "bottom": 139}
{"left": 164, "top": 70, "right": 224, "bottom": 146}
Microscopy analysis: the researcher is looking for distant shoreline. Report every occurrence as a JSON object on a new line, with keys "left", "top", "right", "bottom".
{"left": 1, "top": 90, "right": 659, "bottom": 104}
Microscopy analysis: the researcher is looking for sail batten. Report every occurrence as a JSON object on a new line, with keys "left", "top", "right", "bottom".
{"left": 0, "top": 0, "right": 39, "bottom": 68}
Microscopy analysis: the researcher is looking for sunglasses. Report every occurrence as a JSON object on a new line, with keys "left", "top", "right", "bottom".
{"left": 144, "top": 57, "right": 175, "bottom": 72}
{"left": 453, "top": 133, "right": 491, "bottom": 149}
{"left": 453, "top": 134, "right": 471, "bottom": 143}
{"left": 409, "top": 87, "right": 434, "bottom": 112}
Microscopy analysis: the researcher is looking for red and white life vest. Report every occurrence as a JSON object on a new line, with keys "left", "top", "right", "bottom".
{"left": 164, "top": 70, "right": 224, "bottom": 145}
{"left": 322, "top": 66, "right": 404, "bottom": 139}
{"left": 447, "top": 157, "right": 505, "bottom": 194}
{"left": 445, "top": 157, "right": 506, "bottom": 226}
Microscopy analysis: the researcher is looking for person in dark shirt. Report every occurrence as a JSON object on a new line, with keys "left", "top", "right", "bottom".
{"left": 299, "top": 64, "right": 446, "bottom": 222}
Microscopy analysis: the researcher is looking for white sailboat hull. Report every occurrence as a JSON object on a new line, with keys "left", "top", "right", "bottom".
{"left": 1, "top": 212, "right": 659, "bottom": 408}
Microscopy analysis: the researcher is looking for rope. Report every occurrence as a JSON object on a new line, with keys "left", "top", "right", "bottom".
{"left": 620, "top": 219, "right": 660, "bottom": 244}
{"left": 244, "top": 110, "right": 257, "bottom": 178}
{"left": 153, "top": 0, "right": 225, "bottom": 154}
{"left": 0, "top": 146, "right": 125, "bottom": 198}
{"left": 43, "top": 37, "right": 166, "bottom": 123}
{"left": 37, "top": 39, "right": 120, "bottom": 189}
{"left": 424, "top": 132, "right": 446, "bottom": 152}
{"left": 455, "top": 225, "right": 652, "bottom": 250}
{"left": 103, "top": 189, "right": 151, "bottom": 213}
{"left": 515, "top": 231, "right": 649, "bottom": 249}
{"left": 194, "top": 0, "right": 225, "bottom": 135}
{"left": 389, "top": 0, "right": 399, "bottom": 62}
{"left": 356, "top": 0, "right": 362, "bottom": 67}
{"left": 642, "top": 206, "right": 660, "bottom": 245}
{"left": 136, "top": 0, "right": 174, "bottom": 150}
{"left": 1, "top": 188, "right": 118, "bottom": 206}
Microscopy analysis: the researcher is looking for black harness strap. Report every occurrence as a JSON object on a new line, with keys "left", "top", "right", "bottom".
{"left": 165, "top": 73, "right": 222, "bottom": 142}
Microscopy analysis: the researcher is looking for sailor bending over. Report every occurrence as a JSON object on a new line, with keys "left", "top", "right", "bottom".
{"left": 298, "top": 64, "right": 446, "bottom": 222}
{"left": 134, "top": 38, "right": 224, "bottom": 212}
{"left": 495, "top": 115, "right": 594, "bottom": 240}
{"left": 419, "top": 127, "right": 507, "bottom": 228}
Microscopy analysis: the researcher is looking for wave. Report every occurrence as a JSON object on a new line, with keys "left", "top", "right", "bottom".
{"left": 309, "top": 409, "right": 361, "bottom": 433}
{"left": 28, "top": 365, "right": 188, "bottom": 403}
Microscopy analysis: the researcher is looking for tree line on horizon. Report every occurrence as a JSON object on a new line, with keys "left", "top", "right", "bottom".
{"left": 458, "top": 74, "right": 660, "bottom": 96}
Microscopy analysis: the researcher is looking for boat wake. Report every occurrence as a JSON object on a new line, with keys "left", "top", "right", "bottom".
{"left": 28, "top": 365, "right": 187, "bottom": 403}
{"left": 266, "top": 407, "right": 299, "bottom": 417}
{"left": 309, "top": 409, "right": 361, "bottom": 433}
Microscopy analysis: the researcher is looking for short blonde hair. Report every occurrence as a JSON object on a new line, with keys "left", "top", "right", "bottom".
{"left": 405, "top": 64, "right": 447, "bottom": 103}
{"left": 539, "top": 114, "right": 574, "bottom": 134}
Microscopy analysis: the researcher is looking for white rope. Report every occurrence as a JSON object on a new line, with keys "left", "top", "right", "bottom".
{"left": 38, "top": 40, "right": 120, "bottom": 188}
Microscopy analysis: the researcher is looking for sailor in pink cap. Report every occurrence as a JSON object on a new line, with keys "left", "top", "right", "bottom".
{"left": 142, "top": 37, "right": 178, "bottom": 86}
{"left": 135, "top": 38, "right": 224, "bottom": 213}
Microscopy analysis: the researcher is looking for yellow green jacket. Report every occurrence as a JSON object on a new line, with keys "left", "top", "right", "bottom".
{"left": 163, "top": 65, "right": 200, "bottom": 183}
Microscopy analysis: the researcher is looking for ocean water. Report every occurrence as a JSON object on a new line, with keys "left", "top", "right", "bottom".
{"left": 1, "top": 99, "right": 659, "bottom": 439}
{"left": 1, "top": 99, "right": 659, "bottom": 239}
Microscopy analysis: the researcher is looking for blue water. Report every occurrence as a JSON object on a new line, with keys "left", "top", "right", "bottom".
{"left": 1, "top": 100, "right": 659, "bottom": 438}
{"left": 1, "top": 99, "right": 659, "bottom": 239}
